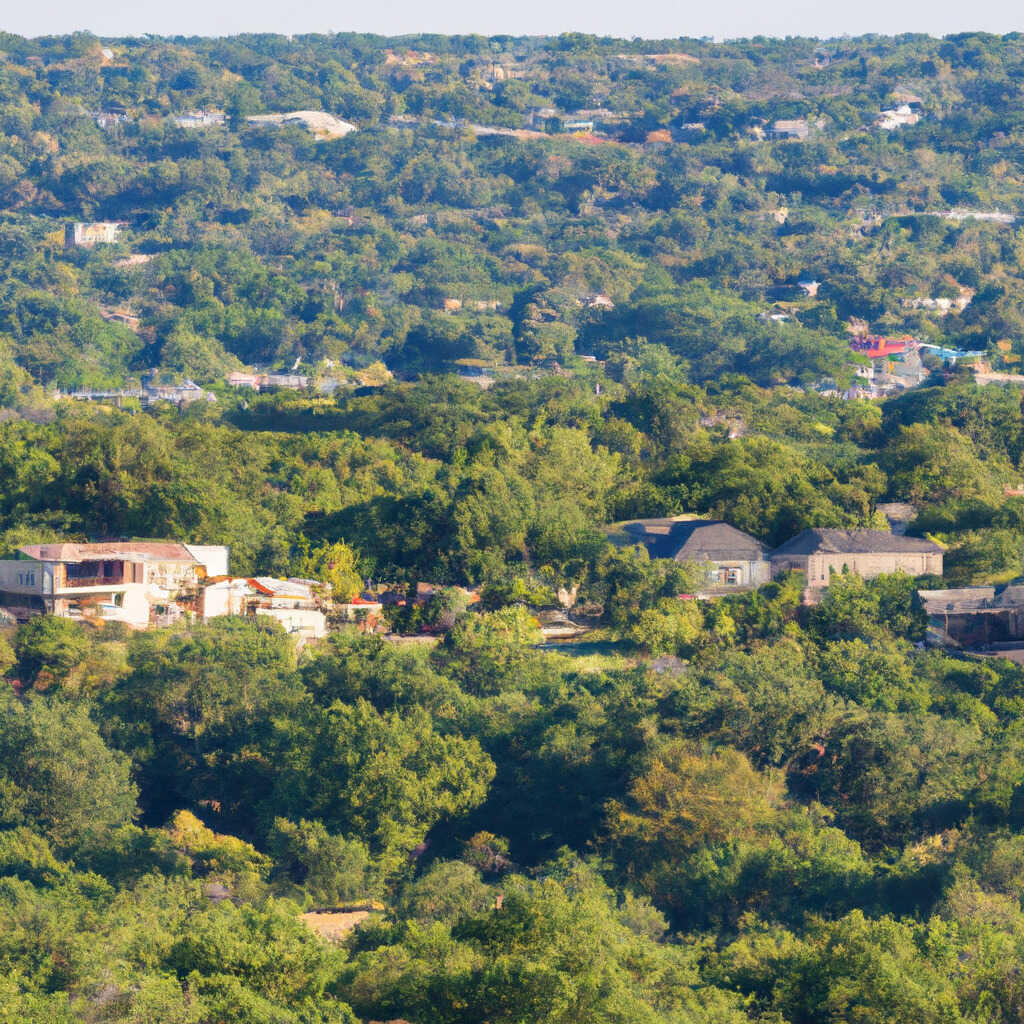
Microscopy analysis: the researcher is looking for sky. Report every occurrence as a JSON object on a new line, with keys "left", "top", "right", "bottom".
{"left": 2, "top": 0, "right": 1021, "bottom": 41}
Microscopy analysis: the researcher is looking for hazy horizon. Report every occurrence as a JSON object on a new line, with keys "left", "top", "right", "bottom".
{"left": 2, "top": 0, "right": 1022, "bottom": 44}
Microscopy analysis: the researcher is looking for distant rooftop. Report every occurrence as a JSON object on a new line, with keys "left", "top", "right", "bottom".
{"left": 611, "top": 518, "right": 768, "bottom": 561}
{"left": 771, "top": 528, "right": 942, "bottom": 557}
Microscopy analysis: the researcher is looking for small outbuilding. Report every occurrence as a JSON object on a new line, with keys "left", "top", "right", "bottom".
{"left": 918, "top": 585, "right": 1024, "bottom": 647}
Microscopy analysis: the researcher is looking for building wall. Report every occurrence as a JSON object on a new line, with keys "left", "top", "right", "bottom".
{"left": 0, "top": 558, "right": 42, "bottom": 594}
{"left": 144, "top": 559, "right": 203, "bottom": 594}
{"left": 66, "top": 222, "right": 122, "bottom": 248}
{"left": 199, "top": 579, "right": 253, "bottom": 619}
{"left": 775, "top": 550, "right": 943, "bottom": 586}
{"left": 184, "top": 545, "right": 230, "bottom": 577}
{"left": 256, "top": 606, "right": 327, "bottom": 638}
{"left": 697, "top": 558, "right": 772, "bottom": 588}
{"left": 52, "top": 583, "right": 152, "bottom": 628}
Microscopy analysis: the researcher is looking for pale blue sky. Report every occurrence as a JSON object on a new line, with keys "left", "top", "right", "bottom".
{"left": 2, "top": 0, "right": 1021, "bottom": 41}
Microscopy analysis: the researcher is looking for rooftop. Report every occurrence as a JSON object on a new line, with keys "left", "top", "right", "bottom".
{"left": 919, "top": 584, "right": 1024, "bottom": 615}
{"left": 612, "top": 518, "right": 768, "bottom": 561}
{"left": 249, "top": 576, "right": 316, "bottom": 599}
{"left": 18, "top": 541, "right": 196, "bottom": 563}
{"left": 771, "top": 528, "right": 943, "bottom": 557}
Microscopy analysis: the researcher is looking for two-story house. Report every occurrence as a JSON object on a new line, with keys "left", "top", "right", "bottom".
{"left": 0, "top": 542, "right": 229, "bottom": 627}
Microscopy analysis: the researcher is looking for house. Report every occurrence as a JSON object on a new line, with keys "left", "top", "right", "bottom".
{"left": 226, "top": 372, "right": 310, "bottom": 391}
{"left": 608, "top": 518, "right": 772, "bottom": 591}
{"left": 60, "top": 379, "right": 214, "bottom": 409}
{"left": 261, "top": 374, "right": 310, "bottom": 390}
{"left": 94, "top": 109, "right": 129, "bottom": 129}
{"left": 65, "top": 221, "right": 123, "bottom": 248}
{"left": 878, "top": 348, "right": 928, "bottom": 390}
{"left": 142, "top": 379, "right": 212, "bottom": 406}
{"left": 770, "top": 529, "right": 943, "bottom": 595}
{"left": 336, "top": 595, "right": 384, "bottom": 631}
{"left": 172, "top": 111, "right": 226, "bottom": 128}
{"left": 876, "top": 104, "right": 920, "bottom": 130}
{"left": 200, "top": 576, "right": 327, "bottom": 638}
{"left": 850, "top": 335, "right": 910, "bottom": 359}
{"left": 0, "top": 542, "right": 229, "bottom": 627}
{"left": 582, "top": 293, "right": 615, "bottom": 309}
{"left": 918, "top": 585, "right": 1024, "bottom": 647}
{"left": 769, "top": 119, "right": 810, "bottom": 141}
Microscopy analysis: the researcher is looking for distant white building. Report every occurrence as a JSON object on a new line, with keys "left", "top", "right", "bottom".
{"left": 65, "top": 221, "right": 123, "bottom": 248}
{"left": 173, "top": 111, "right": 226, "bottom": 129}
{"left": 876, "top": 104, "right": 920, "bottom": 130}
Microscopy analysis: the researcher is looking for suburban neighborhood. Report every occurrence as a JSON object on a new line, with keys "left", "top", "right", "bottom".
{"left": 0, "top": 519, "right": 951, "bottom": 640}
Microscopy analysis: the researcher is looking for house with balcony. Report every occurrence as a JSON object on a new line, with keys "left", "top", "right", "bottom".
{"left": 0, "top": 542, "right": 228, "bottom": 627}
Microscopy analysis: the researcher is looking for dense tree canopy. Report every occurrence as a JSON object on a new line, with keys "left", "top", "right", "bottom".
{"left": 4, "top": 26, "right": 1024, "bottom": 1024}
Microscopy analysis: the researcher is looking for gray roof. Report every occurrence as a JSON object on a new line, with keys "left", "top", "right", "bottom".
{"left": 918, "top": 588, "right": 995, "bottom": 614}
{"left": 771, "top": 528, "right": 943, "bottom": 558}
{"left": 920, "top": 584, "right": 1024, "bottom": 615}
{"left": 616, "top": 519, "right": 768, "bottom": 562}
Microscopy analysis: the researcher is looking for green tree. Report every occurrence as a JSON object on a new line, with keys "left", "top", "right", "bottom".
{"left": 0, "top": 690, "right": 137, "bottom": 848}
{"left": 12, "top": 616, "right": 90, "bottom": 686}
{"left": 303, "top": 540, "right": 364, "bottom": 601}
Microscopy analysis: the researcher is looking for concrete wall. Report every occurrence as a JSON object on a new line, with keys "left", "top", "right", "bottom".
{"left": 256, "top": 606, "right": 327, "bottom": 638}
{"left": 199, "top": 578, "right": 253, "bottom": 619}
{"left": 144, "top": 559, "right": 203, "bottom": 594}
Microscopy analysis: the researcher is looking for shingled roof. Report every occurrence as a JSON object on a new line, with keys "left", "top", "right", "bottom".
{"left": 615, "top": 518, "right": 768, "bottom": 562}
{"left": 770, "top": 528, "right": 943, "bottom": 557}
